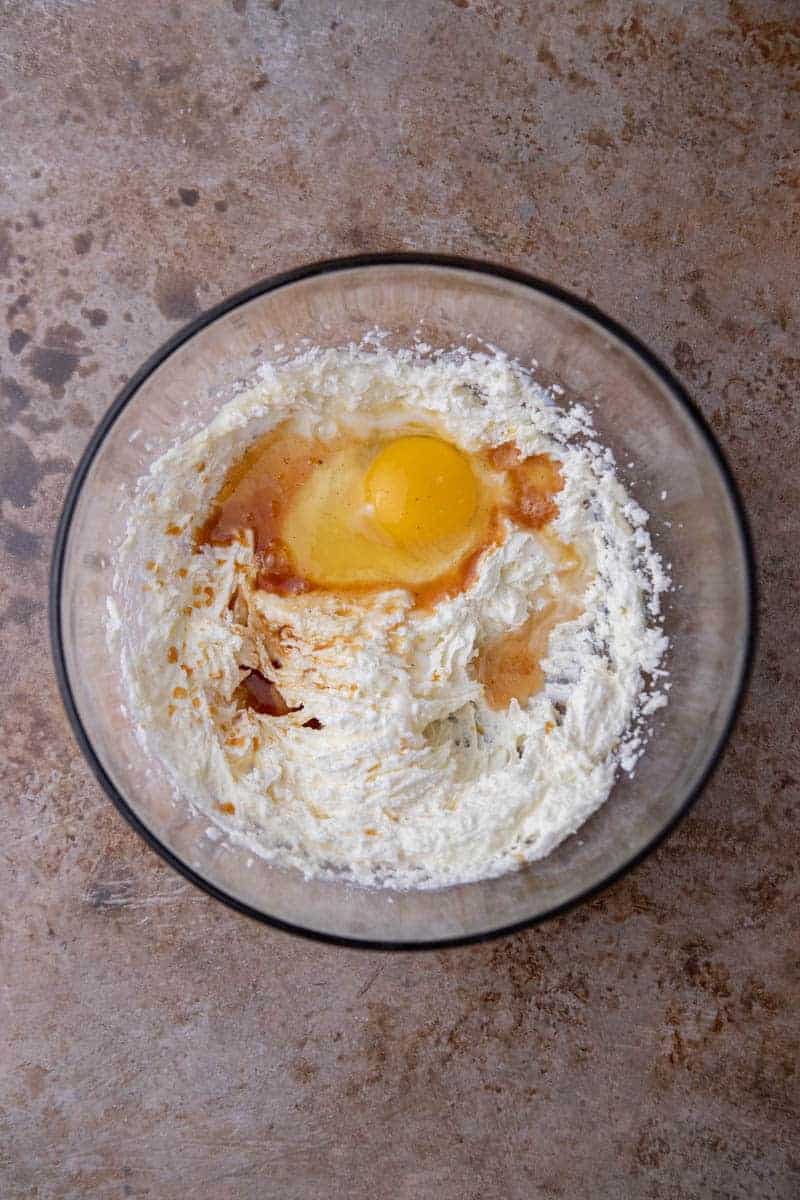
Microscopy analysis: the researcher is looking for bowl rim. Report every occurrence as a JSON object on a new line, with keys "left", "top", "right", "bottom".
{"left": 49, "top": 252, "right": 757, "bottom": 951}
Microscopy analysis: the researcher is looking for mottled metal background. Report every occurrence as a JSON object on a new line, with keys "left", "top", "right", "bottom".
{"left": 1, "top": 2, "right": 797, "bottom": 1197}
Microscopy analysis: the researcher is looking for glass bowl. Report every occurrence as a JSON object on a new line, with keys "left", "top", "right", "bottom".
{"left": 50, "top": 255, "right": 754, "bottom": 949}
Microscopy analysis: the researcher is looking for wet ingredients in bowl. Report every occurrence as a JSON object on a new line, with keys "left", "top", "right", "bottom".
{"left": 109, "top": 345, "right": 670, "bottom": 888}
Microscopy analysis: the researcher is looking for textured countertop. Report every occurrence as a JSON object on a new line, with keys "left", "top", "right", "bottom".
{"left": 1, "top": 2, "right": 798, "bottom": 1197}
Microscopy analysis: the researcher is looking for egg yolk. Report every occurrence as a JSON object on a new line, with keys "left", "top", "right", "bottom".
{"left": 364, "top": 436, "right": 478, "bottom": 548}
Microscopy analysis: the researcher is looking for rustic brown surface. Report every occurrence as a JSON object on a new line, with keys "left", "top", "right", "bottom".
{"left": 1, "top": 1, "right": 798, "bottom": 1197}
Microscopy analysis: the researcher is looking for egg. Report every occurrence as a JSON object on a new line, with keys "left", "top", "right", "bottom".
{"left": 196, "top": 419, "right": 564, "bottom": 606}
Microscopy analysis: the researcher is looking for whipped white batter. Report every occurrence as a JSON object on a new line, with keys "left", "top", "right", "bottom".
{"left": 109, "top": 346, "right": 669, "bottom": 888}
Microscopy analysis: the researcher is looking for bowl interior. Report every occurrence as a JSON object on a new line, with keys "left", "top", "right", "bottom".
{"left": 54, "top": 261, "right": 751, "bottom": 946}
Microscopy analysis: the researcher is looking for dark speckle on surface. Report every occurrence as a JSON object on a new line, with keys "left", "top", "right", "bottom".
{"left": 1, "top": 431, "right": 71, "bottom": 506}
{"left": 67, "top": 401, "right": 95, "bottom": 428}
{"left": 8, "top": 328, "right": 30, "bottom": 354}
{"left": 6, "top": 292, "right": 30, "bottom": 321}
{"left": 72, "top": 231, "right": 93, "bottom": 255}
{"left": 81, "top": 306, "right": 108, "bottom": 327}
{"left": 1, "top": 375, "right": 30, "bottom": 420}
{"left": 0, "top": 593, "right": 43, "bottom": 628}
{"left": 28, "top": 345, "right": 81, "bottom": 397}
{"left": 0, "top": 222, "right": 12, "bottom": 275}
{"left": 0, "top": 517, "right": 43, "bottom": 560}
{"left": 154, "top": 267, "right": 200, "bottom": 320}
{"left": 0, "top": 1, "right": 797, "bottom": 1198}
